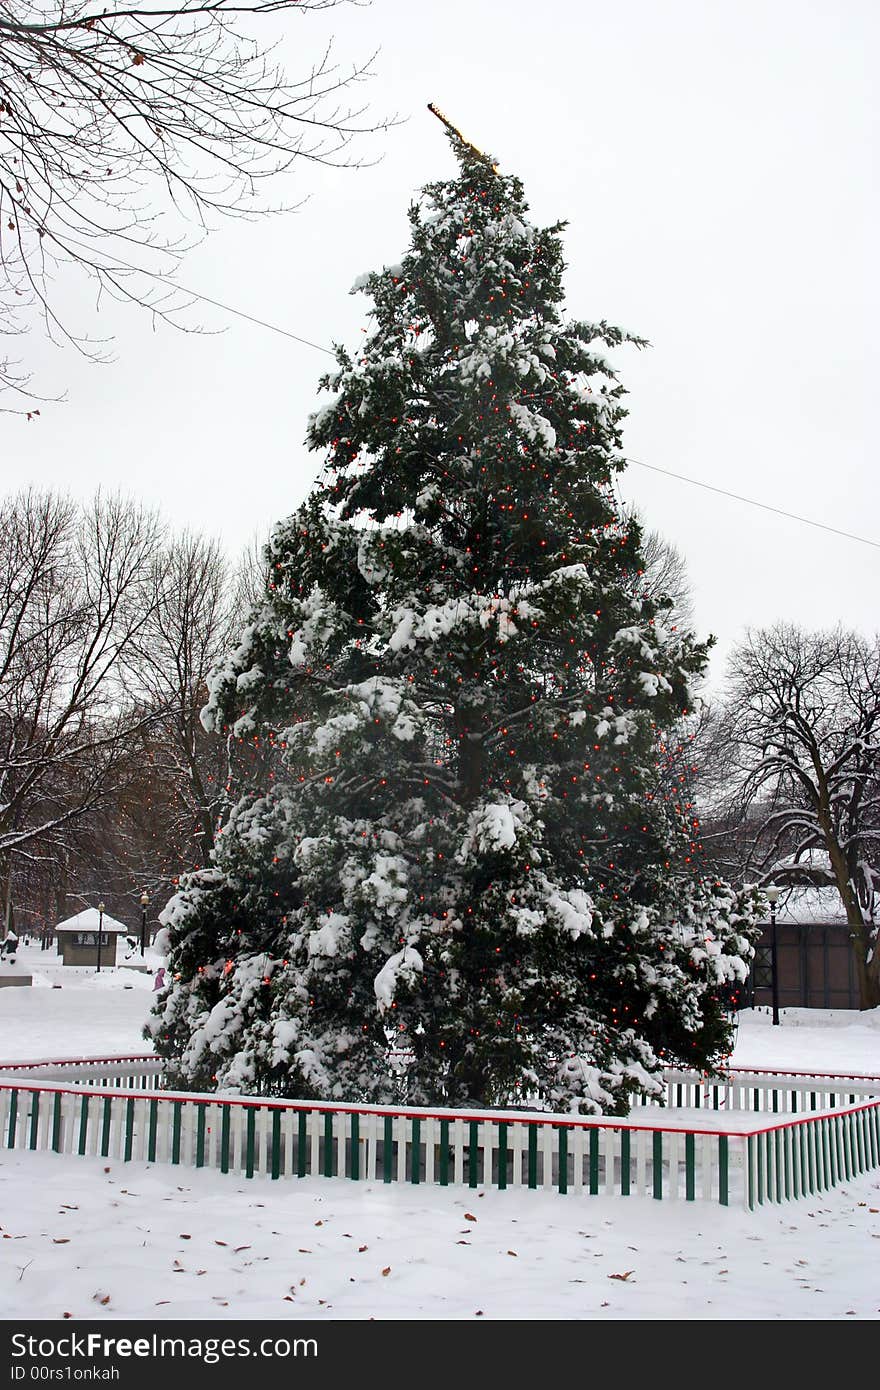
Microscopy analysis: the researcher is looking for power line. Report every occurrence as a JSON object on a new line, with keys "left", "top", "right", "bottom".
{"left": 71, "top": 242, "right": 337, "bottom": 358}
{"left": 623, "top": 457, "right": 880, "bottom": 552}
{"left": 86, "top": 251, "right": 877, "bottom": 552}
{"left": 159, "top": 278, "right": 337, "bottom": 357}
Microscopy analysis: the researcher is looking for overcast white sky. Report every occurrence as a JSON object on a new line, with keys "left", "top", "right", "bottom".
{"left": 2, "top": 0, "right": 877, "bottom": 690}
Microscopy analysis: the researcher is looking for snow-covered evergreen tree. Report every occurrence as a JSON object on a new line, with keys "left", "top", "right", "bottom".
{"left": 149, "top": 137, "right": 763, "bottom": 1112}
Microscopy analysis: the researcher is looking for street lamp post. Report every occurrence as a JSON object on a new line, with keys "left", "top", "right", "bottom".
{"left": 139, "top": 890, "right": 149, "bottom": 958}
{"left": 96, "top": 900, "right": 105, "bottom": 974}
{"left": 766, "top": 884, "right": 781, "bottom": 1025}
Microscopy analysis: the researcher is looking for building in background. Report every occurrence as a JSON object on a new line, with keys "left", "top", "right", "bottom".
{"left": 54, "top": 908, "right": 129, "bottom": 968}
{"left": 748, "top": 885, "right": 865, "bottom": 1010}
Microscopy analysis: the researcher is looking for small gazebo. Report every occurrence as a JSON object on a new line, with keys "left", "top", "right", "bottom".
{"left": 54, "top": 907, "right": 129, "bottom": 967}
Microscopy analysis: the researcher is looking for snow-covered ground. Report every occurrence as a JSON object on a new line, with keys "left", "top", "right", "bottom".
{"left": 1, "top": 941, "right": 879, "bottom": 1320}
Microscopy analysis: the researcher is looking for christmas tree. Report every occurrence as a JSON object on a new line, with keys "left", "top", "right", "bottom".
{"left": 148, "top": 129, "right": 762, "bottom": 1113}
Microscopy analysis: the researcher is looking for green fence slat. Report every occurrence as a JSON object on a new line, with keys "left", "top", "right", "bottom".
{"left": 620, "top": 1129, "right": 631, "bottom": 1196}
{"left": 747, "top": 1136, "right": 755, "bottom": 1211}
{"left": 79, "top": 1095, "right": 89, "bottom": 1156}
{"left": 410, "top": 1117, "right": 420, "bottom": 1184}
{"left": 783, "top": 1128, "right": 791, "bottom": 1201}
{"left": 172, "top": 1102, "right": 183, "bottom": 1166}
{"left": 589, "top": 1128, "right": 599, "bottom": 1195}
{"left": 349, "top": 1112, "right": 359, "bottom": 1181}
{"left": 557, "top": 1126, "right": 568, "bottom": 1194}
{"left": 297, "top": 1111, "right": 307, "bottom": 1177}
{"left": 147, "top": 1098, "right": 157, "bottom": 1163}
{"left": 652, "top": 1131, "right": 663, "bottom": 1200}
{"left": 101, "top": 1098, "right": 112, "bottom": 1158}
{"left": 271, "top": 1110, "right": 281, "bottom": 1180}
{"left": 220, "top": 1106, "right": 230, "bottom": 1174}
{"left": 124, "top": 1098, "right": 135, "bottom": 1162}
{"left": 383, "top": 1116, "right": 393, "bottom": 1183}
{"left": 53, "top": 1093, "right": 63, "bottom": 1154}
{"left": 5, "top": 1088, "right": 19, "bottom": 1147}
{"left": 685, "top": 1132, "right": 695, "bottom": 1201}
{"left": 322, "top": 1111, "right": 333, "bottom": 1179}
{"left": 719, "top": 1135, "right": 729, "bottom": 1206}
{"left": 196, "top": 1105, "right": 207, "bottom": 1169}
{"left": 497, "top": 1122, "right": 507, "bottom": 1190}
{"left": 439, "top": 1119, "right": 450, "bottom": 1186}
{"left": 246, "top": 1107, "right": 257, "bottom": 1178}
{"left": 468, "top": 1121, "right": 479, "bottom": 1189}
{"left": 29, "top": 1093, "right": 40, "bottom": 1150}
{"left": 527, "top": 1126, "right": 538, "bottom": 1189}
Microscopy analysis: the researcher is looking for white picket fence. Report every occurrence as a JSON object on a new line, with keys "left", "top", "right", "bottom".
{"left": 1, "top": 1055, "right": 878, "bottom": 1212}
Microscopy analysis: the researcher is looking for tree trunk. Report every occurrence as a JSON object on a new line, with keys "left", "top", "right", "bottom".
{"left": 824, "top": 832, "right": 880, "bottom": 1009}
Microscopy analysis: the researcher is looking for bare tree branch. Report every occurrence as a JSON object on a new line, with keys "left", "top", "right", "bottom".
{"left": 0, "top": 0, "right": 393, "bottom": 404}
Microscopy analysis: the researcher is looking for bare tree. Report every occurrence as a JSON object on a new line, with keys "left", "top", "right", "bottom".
{"left": 717, "top": 622, "right": 880, "bottom": 1009}
{"left": 622, "top": 507, "right": 696, "bottom": 638}
{"left": 121, "top": 530, "right": 242, "bottom": 875}
{"left": 0, "top": 0, "right": 389, "bottom": 403}
{"left": 0, "top": 488, "right": 162, "bottom": 929}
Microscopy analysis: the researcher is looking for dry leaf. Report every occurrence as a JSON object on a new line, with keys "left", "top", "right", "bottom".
{"left": 99, "top": 1296, "right": 110, "bottom": 1306}
{"left": 608, "top": 1270, "right": 634, "bottom": 1282}
{"left": 314, "top": 1220, "right": 323, "bottom": 1227}
{"left": 155, "top": 1301, "right": 170, "bottom": 1306}
{"left": 507, "top": 1250, "right": 518, "bottom": 1257}
{"left": 464, "top": 1213, "right": 477, "bottom": 1221}
{"left": 381, "top": 1266, "right": 391, "bottom": 1276}
{"left": 53, "top": 1239, "right": 70, "bottom": 1245}
{"left": 214, "top": 1240, "right": 227, "bottom": 1246}
{"left": 63, "top": 1313, "right": 73, "bottom": 1319}
{"left": 298, "top": 1248, "right": 311, "bottom": 1254}
{"left": 299, "top": 1278, "right": 306, "bottom": 1286}
{"left": 233, "top": 1246, "right": 251, "bottom": 1253}
{"left": 475, "top": 1310, "right": 483, "bottom": 1316}
{"left": 456, "top": 1240, "right": 470, "bottom": 1246}
{"left": 283, "top": 1296, "right": 295, "bottom": 1302}
{"left": 358, "top": 1245, "right": 368, "bottom": 1252}
{"left": 179, "top": 1234, "right": 191, "bottom": 1240}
